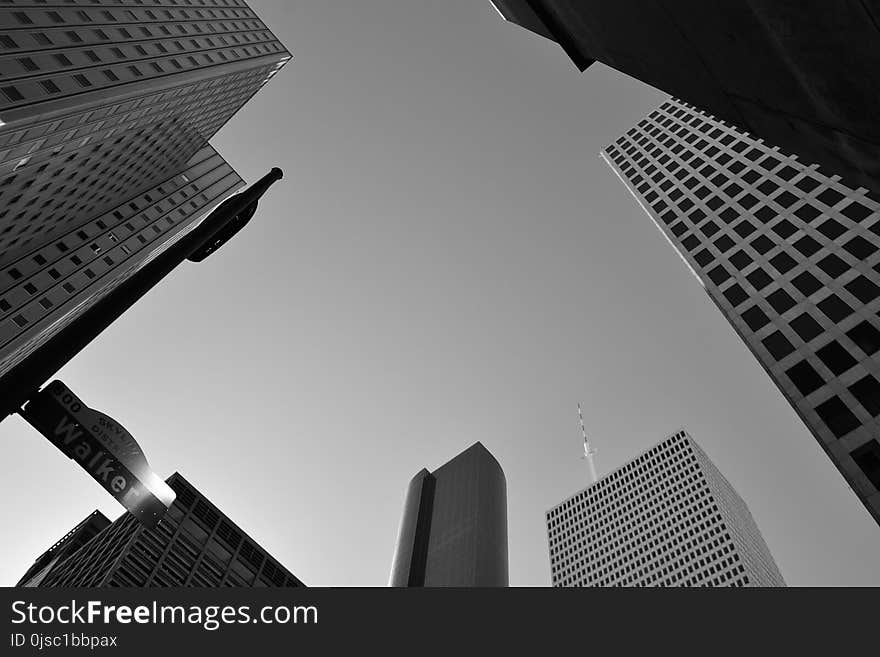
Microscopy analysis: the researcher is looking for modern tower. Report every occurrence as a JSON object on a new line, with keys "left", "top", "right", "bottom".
{"left": 17, "top": 510, "right": 111, "bottom": 587}
{"left": 547, "top": 429, "right": 785, "bottom": 587}
{"left": 0, "top": 2, "right": 289, "bottom": 393}
{"left": 389, "top": 442, "right": 509, "bottom": 587}
{"left": 488, "top": 1, "right": 880, "bottom": 197}
{"left": 602, "top": 97, "right": 880, "bottom": 526}
{"left": 21, "top": 473, "right": 304, "bottom": 587}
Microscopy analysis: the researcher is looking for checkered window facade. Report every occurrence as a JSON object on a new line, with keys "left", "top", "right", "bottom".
{"left": 602, "top": 98, "right": 880, "bottom": 525}
{"left": 546, "top": 431, "right": 784, "bottom": 587}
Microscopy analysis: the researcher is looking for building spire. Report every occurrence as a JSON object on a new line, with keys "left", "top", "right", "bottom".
{"left": 578, "top": 403, "right": 598, "bottom": 484}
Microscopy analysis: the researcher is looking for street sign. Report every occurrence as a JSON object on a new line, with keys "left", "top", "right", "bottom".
{"left": 21, "top": 380, "right": 175, "bottom": 529}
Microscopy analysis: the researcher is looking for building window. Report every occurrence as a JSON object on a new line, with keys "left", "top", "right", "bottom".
{"left": 741, "top": 191, "right": 761, "bottom": 211}
{"left": 18, "top": 57, "right": 38, "bottom": 72}
{"left": 714, "top": 234, "right": 735, "bottom": 253}
{"left": 816, "top": 341, "right": 857, "bottom": 376}
{"left": 846, "top": 321, "right": 880, "bottom": 356}
{"left": 790, "top": 313, "right": 824, "bottom": 342}
{"left": 816, "top": 253, "right": 849, "bottom": 279}
{"left": 817, "top": 188, "right": 845, "bottom": 208}
{"left": 746, "top": 268, "right": 772, "bottom": 291}
{"left": 791, "top": 271, "right": 822, "bottom": 297}
{"left": 741, "top": 305, "right": 770, "bottom": 332}
{"left": 750, "top": 235, "right": 774, "bottom": 255}
{"left": 843, "top": 236, "right": 877, "bottom": 259}
{"left": 792, "top": 235, "right": 821, "bottom": 257}
{"left": 850, "top": 440, "right": 880, "bottom": 490}
{"left": 785, "top": 361, "right": 825, "bottom": 396}
{"left": 694, "top": 249, "right": 713, "bottom": 267}
{"left": 841, "top": 202, "right": 873, "bottom": 222}
{"left": 762, "top": 331, "right": 795, "bottom": 361}
{"left": 1, "top": 86, "right": 25, "bottom": 102}
{"left": 719, "top": 207, "right": 739, "bottom": 223}
{"left": 845, "top": 275, "right": 880, "bottom": 304}
{"left": 722, "top": 283, "right": 748, "bottom": 307}
{"left": 769, "top": 252, "right": 796, "bottom": 275}
{"left": 732, "top": 220, "right": 756, "bottom": 238}
{"left": 814, "top": 396, "right": 860, "bottom": 438}
{"left": 767, "top": 289, "right": 796, "bottom": 314}
{"left": 701, "top": 221, "right": 720, "bottom": 238}
{"left": 816, "top": 219, "right": 846, "bottom": 240}
{"left": 774, "top": 190, "right": 798, "bottom": 208}
{"left": 707, "top": 265, "right": 731, "bottom": 285}
{"left": 795, "top": 176, "right": 820, "bottom": 193}
{"left": 729, "top": 249, "right": 753, "bottom": 270}
{"left": 849, "top": 375, "right": 880, "bottom": 417}
{"left": 807, "top": 291, "right": 850, "bottom": 323}
{"left": 771, "top": 219, "right": 797, "bottom": 239}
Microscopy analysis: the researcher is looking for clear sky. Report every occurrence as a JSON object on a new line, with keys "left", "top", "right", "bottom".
{"left": 2, "top": 0, "right": 880, "bottom": 587}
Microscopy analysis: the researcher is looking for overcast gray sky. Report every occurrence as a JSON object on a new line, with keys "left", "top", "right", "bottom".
{"left": 2, "top": 0, "right": 880, "bottom": 587}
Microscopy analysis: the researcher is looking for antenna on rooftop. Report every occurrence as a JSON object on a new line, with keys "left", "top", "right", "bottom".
{"left": 578, "top": 403, "right": 598, "bottom": 484}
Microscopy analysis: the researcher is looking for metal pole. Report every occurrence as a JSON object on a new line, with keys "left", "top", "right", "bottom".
{"left": 0, "top": 168, "right": 283, "bottom": 420}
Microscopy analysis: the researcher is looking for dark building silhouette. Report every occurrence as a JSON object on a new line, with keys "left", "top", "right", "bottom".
{"left": 389, "top": 442, "right": 508, "bottom": 587}
{"left": 488, "top": 1, "right": 880, "bottom": 198}
{"left": 0, "top": 1, "right": 289, "bottom": 388}
{"left": 21, "top": 473, "right": 304, "bottom": 588}
{"left": 17, "top": 510, "right": 111, "bottom": 587}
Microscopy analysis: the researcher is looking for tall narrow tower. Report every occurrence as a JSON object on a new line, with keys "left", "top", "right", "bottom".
{"left": 389, "top": 442, "right": 509, "bottom": 587}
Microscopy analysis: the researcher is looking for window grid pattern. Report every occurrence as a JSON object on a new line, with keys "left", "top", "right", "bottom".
{"left": 546, "top": 431, "right": 785, "bottom": 588}
{"left": 692, "top": 440, "right": 785, "bottom": 588}
{"left": 37, "top": 510, "right": 140, "bottom": 587}
{"left": 18, "top": 510, "right": 111, "bottom": 587}
{"left": 0, "top": 0, "right": 288, "bottom": 265}
{"left": 0, "top": 60, "right": 281, "bottom": 263}
{"left": 39, "top": 473, "right": 304, "bottom": 588}
{"left": 602, "top": 98, "right": 880, "bottom": 523}
{"left": 0, "top": 145, "right": 242, "bottom": 380}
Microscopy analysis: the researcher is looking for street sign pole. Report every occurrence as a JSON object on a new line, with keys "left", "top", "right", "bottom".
{"left": 0, "top": 168, "right": 282, "bottom": 421}
{"left": 20, "top": 380, "right": 175, "bottom": 528}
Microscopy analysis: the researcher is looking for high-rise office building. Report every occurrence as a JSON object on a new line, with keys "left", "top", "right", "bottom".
{"left": 23, "top": 473, "right": 304, "bottom": 587}
{"left": 17, "top": 510, "right": 111, "bottom": 587}
{"left": 602, "top": 98, "right": 880, "bottom": 526}
{"left": 488, "top": 1, "right": 880, "bottom": 197}
{"left": 389, "top": 442, "right": 509, "bottom": 587}
{"left": 0, "top": 1, "right": 289, "bottom": 385}
{"left": 547, "top": 430, "right": 785, "bottom": 587}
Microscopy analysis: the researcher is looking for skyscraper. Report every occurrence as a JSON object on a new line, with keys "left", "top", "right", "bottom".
{"left": 22, "top": 473, "right": 304, "bottom": 588}
{"left": 389, "top": 442, "right": 509, "bottom": 587}
{"left": 488, "top": 1, "right": 880, "bottom": 197}
{"left": 17, "top": 510, "right": 111, "bottom": 587}
{"left": 547, "top": 429, "right": 785, "bottom": 587}
{"left": 0, "top": 1, "right": 289, "bottom": 392}
{"left": 602, "top": 98, "right": 880, "bottom": 527}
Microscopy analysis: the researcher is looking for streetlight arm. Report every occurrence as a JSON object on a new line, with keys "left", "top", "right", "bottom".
{"left": 188, "top": 167, "right": 283, "bottom": 262}
{"left": 0, "top": 168, "right": 284, "bottom": 421}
